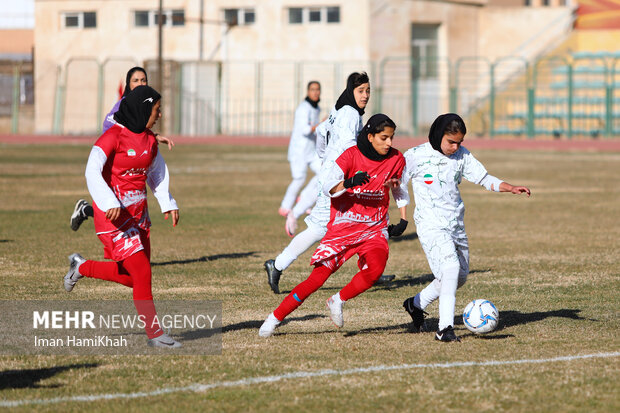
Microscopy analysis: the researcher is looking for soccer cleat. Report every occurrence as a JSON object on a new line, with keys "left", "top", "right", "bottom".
{"left": 258, "top": 313, "right": 281, "bottom": 337}
{"left": 278, "top": 207, "right": 290, "bottom": 217}
{"left": 285, "top": 211, "right": 297, "bottom": 237}
{"left": 326, "top": 297, "right": 344, "bottom": 328}
{"left": 435, "top": 326, "right": 461, "bottom": 342}
{"left": 264, "top": 259, "right": 282, "bottom": 294}
{"left": 147, "top": 333, "right": 182, "bottom": 348}
{"left": 403, "top": 297, "right": 428, "bottom": 332}
{"left": 64, "top": 253, "right": 86, "bottom": 292}
{"left": 70, "top": 199, "right": 90, "bottom": 231}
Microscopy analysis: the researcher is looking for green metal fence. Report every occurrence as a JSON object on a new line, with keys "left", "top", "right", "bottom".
{"left": 0, "top": 61, "right": 33, "bottom": 134}
{"left": 3, "top": 54, "right": 619, "bottom": 137}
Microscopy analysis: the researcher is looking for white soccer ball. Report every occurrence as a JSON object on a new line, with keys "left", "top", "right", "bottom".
{"left": 462, "top": 299, "right": 499, "bottom": 334}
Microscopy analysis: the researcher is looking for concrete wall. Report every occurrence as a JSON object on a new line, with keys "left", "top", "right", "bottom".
{"left": 33, "top": 0, "right": 576, "bottom": 134}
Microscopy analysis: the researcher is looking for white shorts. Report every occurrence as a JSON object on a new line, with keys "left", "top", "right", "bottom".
{"left": 417, "top": 226, "right": 469, "bottom": 281}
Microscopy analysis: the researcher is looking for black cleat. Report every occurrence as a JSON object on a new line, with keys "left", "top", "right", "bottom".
{"left": 403, "top": 297, "right": 428, "bottom": 332}
{"left": 264, "top": 259, "right": 281, "bottom": 294}
{"left": 70, "top": 199, "right": 90, "bottom": 231}
{"left": 375, "top": 274, "right": 395, "bottom": 284}
{"left": 435, "top": 326, "right": 461, "bottom": 342}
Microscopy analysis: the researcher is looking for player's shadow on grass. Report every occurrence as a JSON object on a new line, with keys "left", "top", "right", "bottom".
{"left": 370, "top": 268, "right": 491, "bottom": 292}
{"left": 0, "top": 363, "right": 98, "bottom": 390}
{"left": 388, "top": 232, "right": 418, "bottom": 243}
{"left": 152, "top": 251, "right": 258, "bottom": 266}
{"left": 180, "top": 314, "right": 326, "bottom": 341}
{"left": 281, "top": 269, "right": 491, "bottom": 295}
{"left": 497, "top": 308, "right": 593, "bottom": 330}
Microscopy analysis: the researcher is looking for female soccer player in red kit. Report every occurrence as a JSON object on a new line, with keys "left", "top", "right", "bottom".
{"left": 63, "top": 85, "right": 182, "bottom": 348}
{"left": 260, "top": 114, "right": 408, "bottom": 337}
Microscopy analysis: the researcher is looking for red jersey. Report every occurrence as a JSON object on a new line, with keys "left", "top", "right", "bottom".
{"left": 92, "top": 125, "right": 159, "bottom": 234}
{"left": 311, "top": 146, "right": 405, "bottom": 267}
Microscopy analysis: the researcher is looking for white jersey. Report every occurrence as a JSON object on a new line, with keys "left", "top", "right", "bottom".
{"left": 305, "top": 105, "right": 364, "bottom": 230}
{"left": 315, "top": 107, "right": 337, "bottom": 161}
{"left": 288, "top": 99, "right": 320, "bottom": 163}
{"left": 396, "top": 142, "right": 502, "bottom": 233}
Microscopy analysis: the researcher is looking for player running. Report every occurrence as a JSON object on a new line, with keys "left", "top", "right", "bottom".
{"left": 279, "top": 81, "right": 322, "bottom": 237}
{"left": 63, "top": 85, "right": 182, "bottom": 348}
{"left": 263, "top": 72, "right": 370, "bottom": 294}
{"left": 259, "top": 114, "right": 407, "bottom": 337}
{"left": 397, "top": 113, "right": 530, "bottom": 342}
{"left": 70, "top": 67, "right": 174, "bottom": 231}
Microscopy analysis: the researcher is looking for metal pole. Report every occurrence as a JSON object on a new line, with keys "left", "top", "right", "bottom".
{"left": 96, "top": 62, "right": 104, "bottom": 133}
{"left": 157, "top": 0, "right": 164, "bottom": 133}
{"left": 199, "top": 0, "right": 204, "bottom": 60}
{"left": 158, "top": 0, "right": 163, "bottom": 91}
{"left": 489, "top": 63, "right": 495, "bottom": 138}
{"left": 11, "top": 64, "right": 20, "bottom": 134}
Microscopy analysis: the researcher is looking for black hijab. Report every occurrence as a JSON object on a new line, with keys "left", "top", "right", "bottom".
{"left": 113, "top": 85, "right": 161, "bottom": 134}
{"left": 123, "top": 67, "right": 148, "bottom": 97}
{"left": 305, "top": 96, "right": 319, "bottom": 109}
{"left": 428, "top": 113, "right": 466, "bottom": 154}
{"left": 335, "top": 73, "right": 368, "bottom": 116}
{"left": 357, "top": 113, "right": 396, "bottom": 161}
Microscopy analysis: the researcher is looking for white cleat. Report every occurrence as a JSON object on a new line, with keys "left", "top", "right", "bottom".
{"left": 148, "top": 333, "right": 182, "bottom": 348}
{"left": 259, "top": 313, "right": 281, "bottom": 337}
{"left": 326, "top": 297, "right": 344, "bottom": 328}
{"left": 64, "top": 253, "right": 86, "bottom": 292}
{"left": 285, "top": 211, "right": 297, "bottom": 237}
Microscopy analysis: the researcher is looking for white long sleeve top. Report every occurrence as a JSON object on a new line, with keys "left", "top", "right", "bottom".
{"left": 288, "top": 99, "right": 320, "bottom": 162}
{"left": 396, "top": 142, "right": 502, "bottom": 232}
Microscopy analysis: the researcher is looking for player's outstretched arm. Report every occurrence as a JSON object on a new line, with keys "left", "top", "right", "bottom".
{"left": 499, "top": 182, "right": 531, "bottom": 197}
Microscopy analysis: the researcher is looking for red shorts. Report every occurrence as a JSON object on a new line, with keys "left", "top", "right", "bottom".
{"left": 311, "top": 233, "right": 388, "bottom": 272}
{"left": 97, "top": 226, "right": 150, "bottom": 262}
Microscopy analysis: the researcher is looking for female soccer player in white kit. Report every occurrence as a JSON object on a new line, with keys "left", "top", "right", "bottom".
{"left": 264, "top": 72, "right": 370, "bottom": 294}
{"left": 396, "top": 113, "right": 530, "bottom": 342}
{"left": 279, "top": 81, "right": 322, "bottom": 237}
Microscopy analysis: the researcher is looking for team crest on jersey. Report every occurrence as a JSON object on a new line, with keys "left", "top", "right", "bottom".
{"left": 127, "top": 149, "right": 136, "bottom": 157}
{"left": 423, "top": 173, "right": 433, "bottom": 184}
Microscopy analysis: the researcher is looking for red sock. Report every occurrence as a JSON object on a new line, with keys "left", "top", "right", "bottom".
{"left": 79, "top": 260, "right": 133, "bottom": 287}
{"left": 121, "top": 252, "right": 162, "bottom": 338}
{"left": 339, "top": 249, "right": 388, "bottom": 301}
{"left": 80, "top": 252, "right": 161, "bottom": 338}
{"left": 273, "top": 264, "right": 333, "bottom": 321}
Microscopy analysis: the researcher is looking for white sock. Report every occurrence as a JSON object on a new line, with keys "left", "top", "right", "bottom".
{"left": 274, "top": 226, "right": 323, "bottom": 271}
{"left": 293, "top": 176, "right": 318, "bottom": 218}
{"left": 331, "top": 292, "right": 344, "bottom": 304}
{"left": 281, "top": 177, "right": 305, "bottom": 210}
{"left": 438, "top": 264, "right": 460, "bottom": 331}
{"left": 414, "top": 279, "right": 440, "bottom": 310}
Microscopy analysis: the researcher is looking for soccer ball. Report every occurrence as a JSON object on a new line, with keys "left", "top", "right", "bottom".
{"left": 462, "top": 299, "right": 499, "bottom": 334}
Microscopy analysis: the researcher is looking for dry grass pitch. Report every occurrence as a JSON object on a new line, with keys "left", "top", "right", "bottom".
{"left": 0, "top": 141, "right": 618, "bottom": 412}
